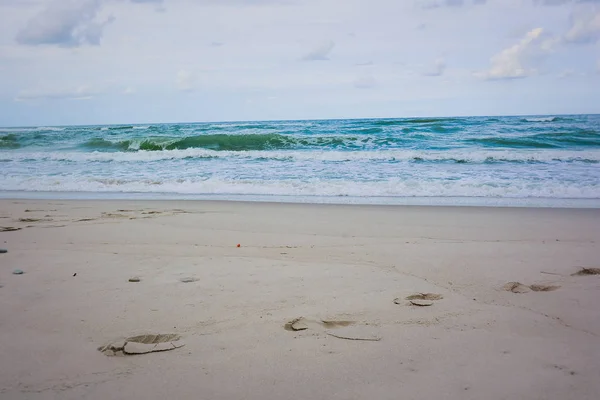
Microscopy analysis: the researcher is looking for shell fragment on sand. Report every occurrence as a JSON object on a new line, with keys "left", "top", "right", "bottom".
{"left": 410, "top": 299, "right": 434, "bottom": 307}
{"left": 99, "top": 334, "right": 184, "bottom": 356}
{"left": 406, "top": 293, "right": 444, "bottom": 301}
{"left": 12, "top": 269, "right": 24, "bottom": 275}
{"left": 128, "top": 277, "right": 141, "bottom": 283}
{"left": 395, "top": 292, "right": 443, "bottom": 305}
{"left": 179, "top": 277, "right": 199, "bottom": 283}
{"left": 284, "top": 317, "right": 309, "bottom": 331}
{"left": 290, "top": 320, "right": 308, "bottom": 331}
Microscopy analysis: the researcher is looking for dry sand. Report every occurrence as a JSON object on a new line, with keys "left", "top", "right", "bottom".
{"left": 0, "top": 199, "right": 599, "bottom": 399}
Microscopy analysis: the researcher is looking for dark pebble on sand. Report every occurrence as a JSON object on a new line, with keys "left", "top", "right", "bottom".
{"left": 0, "top": 249, "right": 7, "bottom": 254}
{"left": 129, "top": 277, "right": 141, "bottom": 282}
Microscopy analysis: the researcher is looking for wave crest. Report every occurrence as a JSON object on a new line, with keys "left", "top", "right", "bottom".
{"left": 81, "top": 133, "right": 297, "bottom": 151}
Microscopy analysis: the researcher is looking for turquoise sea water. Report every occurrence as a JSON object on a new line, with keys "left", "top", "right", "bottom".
{"left": 1, "top": 115, "right": 599, "bottom": 206}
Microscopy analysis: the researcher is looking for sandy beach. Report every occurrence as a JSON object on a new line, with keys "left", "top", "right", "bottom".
{"left": 1, "top": 199, "right": 599, "bottom": 400}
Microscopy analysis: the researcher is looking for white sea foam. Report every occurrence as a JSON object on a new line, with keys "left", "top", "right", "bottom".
{"left": 0, "top": 127, "right": 65, "bottom": 132}
{"left": 524, "top": 117, "right": 556, "bottom": 122}
{"left": 36, "top": 127, "right": 66, "bottom": 131}
{"left": 0, "top": 127, "right": 37, "bottom": 133}
{"left": 1, "top": 176, "right": 598, "bottom": 199}
{"left": 1, "top": 148, "right": 599, "bottom": 164}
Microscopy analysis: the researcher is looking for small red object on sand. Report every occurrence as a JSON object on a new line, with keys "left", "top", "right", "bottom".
{"left": 237, "top": 244, "right": 241, "bottom": 248}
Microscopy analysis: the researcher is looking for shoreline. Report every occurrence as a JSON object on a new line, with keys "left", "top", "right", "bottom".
{"left": 1, "top": 191, "right": 600, "bottom": 209}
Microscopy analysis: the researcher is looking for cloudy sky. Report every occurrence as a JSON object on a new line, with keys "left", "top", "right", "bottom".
{"left": 0, "top": 0, "right": 598, "bottom": 126}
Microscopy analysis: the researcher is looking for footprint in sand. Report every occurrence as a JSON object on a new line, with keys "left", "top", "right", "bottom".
{"left": 102, "top": 213, "right": 130, "bottom": 219}
{"left": 503, "top": 282, "right": 560, "bottom": 293}
{"left": 0, "top": 227, "right": 21, "bottom": 232}
{"left": 284, "top": 317, "right": 381, "bottom": 341}
{"left": 529, "top": 284, "right": 561, "bottom": 292}
{"left": 571, "top": 267, "right": 600, "bottom": 277}
{"left": 18, "top": 218, "right": 52, "bottom": 223}
{"left": 98, "top": 334, "right": 184, "bottom": 356}
{"left": 394, "top": 293, "right": 444, "bottom": 307}
{"left": 503, "top": 282, "right": 531, "bottom": 293}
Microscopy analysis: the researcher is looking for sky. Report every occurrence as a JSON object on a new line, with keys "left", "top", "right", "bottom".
{"left": 0, "top": 0, "right": 599, "bottom": 126}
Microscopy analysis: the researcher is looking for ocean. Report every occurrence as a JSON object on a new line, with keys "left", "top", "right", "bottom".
{"left": 1, "top": 115, "right": 599, "bottom": 207}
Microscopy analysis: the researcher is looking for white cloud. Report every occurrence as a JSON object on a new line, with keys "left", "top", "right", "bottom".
{"left": 13, "top": 0, "right": 171, "bottom": 48}
{"left": 476, "top": 28, "right": 544, "bottom": 80}
{"left": 176, "top": 70, "right": 195, "bottom": 92}
{"left": 529, "top": 5, "right": 600, "bottom": 61}
{"left": 564, "top": 8, "right": 600, "bottom": 43}
{"left": 301, "top": 41, "right": 335, "bottom": 61}
{"left": 122, "top": 86, "right": 136, "bottom": 95}
{"left": 15, "top": 0, "right": 115, "bottom": 48}
{"left": 15, "top": 85, "right": 98, "bottom": 101}
{"left": 423, "top": 58, "right": 446, "bottom": 76}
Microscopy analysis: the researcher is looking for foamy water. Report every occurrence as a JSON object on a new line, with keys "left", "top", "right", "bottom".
{"left": 1, "top": 115, "right": 599, "bottom": 205}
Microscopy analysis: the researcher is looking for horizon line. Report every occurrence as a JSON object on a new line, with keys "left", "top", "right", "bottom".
{"left": 1, "top": 112, "right": 598, "bottom": 129}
